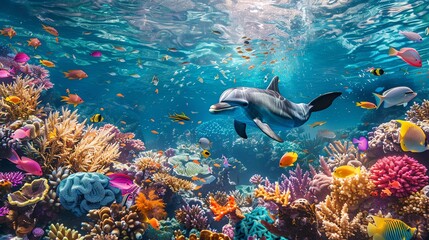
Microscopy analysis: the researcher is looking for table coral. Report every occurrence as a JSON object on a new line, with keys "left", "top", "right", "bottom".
{"left": 46, "top": 223, "right": 82, "bottom": 240}
{"left": 175, "top": 204, "right": 209, "bottom": 231}
{"left": 57, "top": 172, "right": 122, "bottom": 217}
{"left": 81, "top": 203, "right": 147, "bottom": 240}
{"left": 370, "top": 155, "right": 429, "bottom": 197}
{"left": 8, "top": 178, "right": 49, "bottom": 207}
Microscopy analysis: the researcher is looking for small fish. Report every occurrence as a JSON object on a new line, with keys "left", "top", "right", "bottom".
{"left": 33, "top": 55, "right": 41, "bottom": 59}
{"left": 151, "top": 130, "right": 159, "bottom": 135}
{"left": 309, "top": 121, "right": 326, "bottom": 128}
{"left": 63, "top": 70, "right": 88, "bottom": 80}
{"left": 222, "top": 155, "right": 231, "bottom": 168}
{"left": 152, "top": 75, "right": 159, "bottom": 86}
{"left": 42, "top": 24, "right": 58, "bottom": 36}
{"left": 356, "top": 101, "right": 377, "bottom": 109}
{"left": 129, "top": 74, "right": 140, "bottom": 78}
{"left": 11, "top": 127, "right": 31, "bottom": 139}
{"left": 117, "top": 58, "right": 125, "bottom": 62}
{"left": 168, "top": 112, "right": 190, "bottom": 121}
{"left": 5, "top": 96, "right": 21, "bottom": 104}
{"left": 27, "top": 38, "right": 41, "bottom": 49}
{"left": 131, "top": 49, "right": 139, "bottom": 54}
{"left": 82, "top": 31, "right": 92, "bottom": 35}
{"left": 399, "top": 30, "right": 423, "bottom": 42}
{"left": 212, "top": 30, "right": 222, "bottom": 35}
{"left": 6, "top": 148, "right": 42, "bottom": 176}
{"left": 168, "top": 48, "right": 177, "bottom": 52}
{"left": 279, "top": 152, "right": 298, "bottom": 167}
{"left": 201, "top": 149, "right": 210, "bottom": 158}
{"left": 317, "top": 130, "right": 336, "bottom": 139}
{"left": 191, "top": 176, "right": 200, "bottom": 181}
{"left": 120, "top": 121, "right": 126, "bottom": 125}
{"left": 389, "top": 180, "right": 402, "bottom": 189}
{"left": 155, "top": 89, "right": 159, "bottom": 94}
{"left": 426, "top": 27, "right": 429, "bottom": 36}
{"left": 150, "top": 118, "right": 155, "bottom": 122}
{"left": 39, "top": 59, "right": 55, "bottom": 68}
{"left": 367, "top": 216, "right": 416, "bottom": 240}
{"left": 177, "top": 121, "right": 184, "bottom": 125}
{"left": 333, "top": 165, "right": 360, "bottom": 178}
{"left": 352, "top": 137, "right": 368, "bottom": 151}
{"left": 214, "top": 74, "right": 219, "bottom": 80}
{"left": 90, "top": 51, "right": 102, "bottom": 57}
{"left": 114, "top": 46, "right": 126, "bottom": 51}
{"left": 369, "top": 68, "right": 384, "bottom": 76}
{"left": 213, "top": 163, "right": 221, "bottom": 168}
{"left": 61, "top": 89, "right": 84, "bottom": 107}
{"left": 161, "top": 55, "right": 171, "bottom": 61}
{"left": 389, "top": 47, "right": 422, "bottom": 67}
{"left": 197, "top": 76, "right": 204, "bottom": 83}
{"left": 194, "top": 185, "right": 202, "bottom": 191}
{"left": 373, "top": 87, "right": 417, "bottom": 108}
{"left": 198, "top": 137, "right": 212, "bottom": 149}
{"left": 248, "top": 65, "right": 255, "bottom": 70}
{"left": 381, "top": 188, "right": 392, "bottom": 197}
{"left": 14, "top": 52, "right": 30, "bottom": 63}
{"left": 0, "top": 69, "right": 11, "bottom": 78}
{"left": 90, "top": 114, "right": 104, "bottom": 123}
{"left": 0, "top": 27, "right": 16, "bottom": 38}
{"left": 116, "top": 93, "right": 125, "bottom": 98}
{"left": 396, "top": 120, "right": 429, "bottom": 152}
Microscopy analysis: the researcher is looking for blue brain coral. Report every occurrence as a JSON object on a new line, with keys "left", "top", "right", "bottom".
{"left": 57, "top": 172, "right": 122, "bottom": 216}
{"left": 235, "top": 207, "right": 287, "bottom": 240}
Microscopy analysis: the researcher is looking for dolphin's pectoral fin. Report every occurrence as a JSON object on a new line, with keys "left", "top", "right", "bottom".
{"left": 308, "top": 92, "right": 342, "bottom": 112}
{"left": 253, "top": 118, "right": 284, "bottom": 142}
{"left": 234, "top": 120, "right": 248, "bottom": 139}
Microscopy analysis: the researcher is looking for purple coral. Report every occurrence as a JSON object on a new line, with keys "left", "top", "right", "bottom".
{"left": 0, "top": 171, "right": 25, "bottom": 186}
{"left": 175, "top": 204, "right": 209, "bottom": 231}
{"left": 222, "top": 224, "right": 234, "bottom": 239}
{"left": 279, "top": 164, "right": 316, "bottom": 203}
{"left": 32, "top": 227, "right": 44, "bottom": 238}
{"left": 249, "top": 174, "right": 264, "bottom": 185}
{"left": 0, "top": 206, "right": 9, "bottom": 216}
{"left": 164, "top": 148, "right": 175, "bottom": 158}
{"left": 370, "top": 155, "right": 429, "bottom": 197}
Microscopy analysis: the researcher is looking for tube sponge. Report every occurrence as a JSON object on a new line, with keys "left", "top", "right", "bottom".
{"left": 57, "top": 172, "right": 122, "bottom": 216}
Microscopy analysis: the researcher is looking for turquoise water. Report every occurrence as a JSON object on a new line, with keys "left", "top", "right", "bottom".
{"left": 1, "top": 0, "right": 429, "bottom": 239}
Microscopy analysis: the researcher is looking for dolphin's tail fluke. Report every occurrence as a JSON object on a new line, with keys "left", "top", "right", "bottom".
{"left": 308, "top": 92, "right": 342, "bottom": 112}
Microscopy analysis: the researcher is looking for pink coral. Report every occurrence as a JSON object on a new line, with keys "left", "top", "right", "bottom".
{"left": 370, "top": 155, "right": 428, "bottom": 197}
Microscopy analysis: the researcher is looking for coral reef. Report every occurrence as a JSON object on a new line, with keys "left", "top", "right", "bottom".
{"left": 398, "top": 190, "right": 429, "bottom": 237}
{"left": 135, "top": 189, "right": 167, "bottom": 220}
{"left": 46, "top": 223, "right": 82, "bottom": 240}
{"left": 175, "top": 204, "right": 209, "bottom": 231}
{"left": 367, "top": 120, "right": 401, "bottom": 153}
{"left": 151, "top": 172, "right": 195, "bottom": 192}
{"left": 323, "top": 140, "right": 367, "bottom": 169}
{"left": 0, "top": 171, "right": 24, "bottom": 186}
{"left": 406, "top": 100, "right": 429, "bottom": 122}
{"left": 43, "top": 167, "right": 71, "bottom": 209}
{"left": 8, "top": 178, "right": 49, "bottom": 207}
{"left": 81, "top": 203, "right": 147, "bottom": 240}
{"left": 254, "top": 181, "right": 290, "bottom": 207}
{"left": 209, "top": 195, "right": 244, "bottom": 222}
{"left": 278, "top": 164, "right": 316, "bottom": 203}
{"left": 309, "top": 156, "right": 332, "bottom": 203}
{"left": 370, "top": 155, "right": 428, "bottom": 197}
{"left": 57, "top": 172, "right": 122, "bottom": 216}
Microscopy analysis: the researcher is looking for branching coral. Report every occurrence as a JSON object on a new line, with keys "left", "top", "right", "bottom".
{"left": 278, "top": 164, "right": 316, "bottom": 203}
{"left": 43, "top": 167, "right": 71, "bottom": 209}
{"left": 316, "top": 196, "right": 365, "bottom": 240}
{"left": 398, "top": 190, "right": 429, "bottom": 236}
{"left": 254, "top": 182, "right": 290, "bottom": 207}
{"left": 406, "top": 100, "right": 429, "bottom": 122}
{"left": 175, "top": 204, "right": 209, "bottom": 231}
{"left": 46, "top": 223, "right": 82, "bottom": 240}
{"left": 323, "top": 140, "right": 367, "bottom": 169}
{"left": 0, "top": 171, "right": 24, "bottom": 186}
{"left": 209, "top": 195, "right": 244, "bottom": 222}
{"left": 82, "top": 203, "right": 147, "bottom": 240}
{"left": 152, "top": 173, "right": 195, "bottom": 192}
{"left": 135, "top": 189, "right": 167, "bottom": 220}
{"left": 370, "top": 155, "right": 428, "bottom": 197}
{"left": 0, "top": 75, "right": 45, "bottom": 123}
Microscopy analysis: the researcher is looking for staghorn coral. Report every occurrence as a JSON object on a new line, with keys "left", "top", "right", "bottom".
{"left": 0, "top": 171, "right": 25, "bottom": 186}
{"left": 234, "top": 207, "right": 284, "bottom": 240}
{"left": 316, "top": 195, "right": 365, "bottom": 240}
{"left": 152, "top": 172, "right": 195, "bottom": 192}
{"left": 367, "top": 120, "right": 401, "bottom": 153}
{"left": 0, "top": 75, "right": 45, "bottom": 123}
{"left": 8, "top": 178, "right": 49, "bottom": 207}
{"left": 45, "top": 223, "right": 83, "bottom": 240}
{"left": 254, "top": 181, "right": 290, "bottom": 207}
{"left": 370, "top": 155, "right": 428, "bottom": 198}
{"left": 209, "top": 195, "right": 244, "bottom": 222}
{"left": 135, "top": 189, "right": 167, "bottom": 220}
{"left": 406, "top": 100, "right": 429, "bottom": 122}
{"left": 323, "top": 140, "right": 367, "bottom": 169}
{"left": 81, "top": 203, "right": 147, "bottom": 240}
{"left": 249, "top": 174, "right": 264, "bottom": 185}
{"left": 206, "top": 191, "right": 229, "bottom": 206}
{"left": 278, "top": 164, "right": 316, "bottom": 203}
{"left": 175, "top": 204, "right": 209, "bottom": 231}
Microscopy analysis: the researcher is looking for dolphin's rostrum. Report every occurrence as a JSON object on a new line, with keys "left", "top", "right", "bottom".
{"left": 209, "top": 76, "right": 342, "bottom": 142}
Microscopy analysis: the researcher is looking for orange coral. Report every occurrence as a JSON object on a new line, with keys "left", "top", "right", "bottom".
{"left": 135, "top": 190, "right": 167, "bottom": 220}
{"left": 254, "top": 181, "right": 290, "bottom": 207}
{"left": 209, "top": 195, "right": 243, "bottom": 221}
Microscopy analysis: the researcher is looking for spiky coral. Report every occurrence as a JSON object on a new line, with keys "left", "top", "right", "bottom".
{"left": 323, "top": 140, "right": 367, "bottom": 169}
{"left": 0, "top": 75, "right": 45, "bottom": 123}
{"left": 46, "top": 223, "right": 82, "bottom": 240}
{"left": 0, "top": 172, "right": 24, "bottom": 186}
{"left": 175, "top": 204, "right": 209, "bottom": 231}
{"left": 406, "top": 100, "right": 429, "bottom": 122}
{"left": 135, "top": 189, "right": 167, "bottom": 220}
{"left": 279, "top": 164, "right": 316, "bottom": 203}
{"left": 151, "top": 173, "right": 194, "bottom": 192}
{"left": 254, "top": 181, "right": 291, "bottom": 207}
{"left": 209, "top": 195, "right": 244, "bottom": 222}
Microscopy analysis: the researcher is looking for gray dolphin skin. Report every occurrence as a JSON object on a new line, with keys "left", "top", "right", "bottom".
{"left": 209, "top": 76, "right": 342, "bottom": 142}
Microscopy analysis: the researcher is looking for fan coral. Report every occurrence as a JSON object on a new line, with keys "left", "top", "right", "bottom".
{"left": 0, "top": 171, "right": 24, "bottom": 186}
{"left": 175, "top": 204, "right": 209, "bottom": 231}
{"left": 0, "top": 75, "right": 45, "bottom": 123}
{"left": 370, "top": 155, "right": 429, "bottom": 197}
{"left": 82, "top": 203, "right": 147, "bottom": 240}
{"left": 135, "top": 189, "right": 167, "bottom": 220}
{"left": 57, "top": 172, "right": 122, "bottom": 216}
{"left": 152, "top": 172, "right": 195, "bottom": 192}
{"left": 8, "top": 178, "right": 49, "bottom": 207}
{"left": 209, "top": 195, "right": 244, "bottom": 222}
{"left": 254, "top": 182, "right": 291, "bottom": 207}
{"left": 46, "top": 223, "right": 82, "bottom": 240}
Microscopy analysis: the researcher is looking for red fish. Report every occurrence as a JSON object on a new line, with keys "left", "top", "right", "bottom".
{"left": 106, "top": 172, "right": 138, "bottom": 195}
{"left": 0, "top": 27, "right": 16, "bottom": 38}
{"left": 61, "top": 89, "right": 84, "bottom": 107}
{"left": 63, "top": 70, "right": 88, "bottom": 80}
{"left": 6, "top": 148, "right": 42, "bottom": 176}
{"left": 27, "top": 38, "right": 41, "bottom": 49}
{"left": 389, "top": 180, "right": 401, "bottom": 189}
{"left": 389, "top": 47, "right": 422, "bottom": 67}
{"left": 42, "top": 24, "right": 58, "bottom": 36}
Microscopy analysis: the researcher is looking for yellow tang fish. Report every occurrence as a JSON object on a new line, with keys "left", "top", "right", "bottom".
{"left": 367, "top": 216, "right": 416, "bottom": 240}
{"left": 396, "top": 120, "right": 429, "bottom": 152}
{"left": 332, "top": 165, "right": 360, "bottom": 178}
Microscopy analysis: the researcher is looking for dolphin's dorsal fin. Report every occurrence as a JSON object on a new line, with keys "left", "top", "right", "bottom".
{"left": 266, "top": 76, "right": 280, "bottom": 93}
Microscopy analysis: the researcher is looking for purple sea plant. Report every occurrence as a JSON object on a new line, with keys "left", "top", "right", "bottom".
{"left": 0, "top": 171, "right": 25, "bottom": 186}
{"left": 175, "top": 204, "right": 209, "bottom": 231}
{"left": 0, "top": 206, "right": 9, "bottom": 216}
{"left": 279, "top": 164, "right": 316, "bottom": 203}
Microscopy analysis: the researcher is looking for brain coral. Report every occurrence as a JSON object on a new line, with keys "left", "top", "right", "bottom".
{"left": 370, "top": 155, "right": 429, "bottom": 197}
{"left": 57, "top": 172, "right": 122, "bottom": 216}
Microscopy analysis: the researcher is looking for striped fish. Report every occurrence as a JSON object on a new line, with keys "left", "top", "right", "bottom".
{"left": 367, "top": 216, "right": 416, "bottom": 240}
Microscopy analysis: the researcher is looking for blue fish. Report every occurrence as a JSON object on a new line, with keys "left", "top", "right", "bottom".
{"left": 375, "top": 87, "right": 385, "bottom": 93}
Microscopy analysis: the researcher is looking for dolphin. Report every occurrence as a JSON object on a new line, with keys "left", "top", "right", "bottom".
{"left": 209, "top": 76, "right": 342, "bottom": 142}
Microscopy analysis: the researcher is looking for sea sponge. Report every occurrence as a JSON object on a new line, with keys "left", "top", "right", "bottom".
{"left": 135, "top": 189, "right": 167, "bottom": 220}
{"left": 370, "top": 155, "right": 429, "bottom": 197}
{"left": 46, "top": 223, "right": 82, "bottom": 240}
{"left": 8, "top": 178, "right": 49, "bottom": 207}
{"left": 57, "top": 172, "right": 122, "bottom": 216}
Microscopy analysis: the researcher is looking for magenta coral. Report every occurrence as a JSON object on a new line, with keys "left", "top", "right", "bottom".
{"left": 0, "top": 206, "right": 9, "bottom": 216}
{"left": 370, "top": 155, "right": 429, "bottom": 197}
{"left": 0, "top": 171, "right": 25, "bottom": 186}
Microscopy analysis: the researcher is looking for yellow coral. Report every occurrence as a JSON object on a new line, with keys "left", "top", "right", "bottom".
{"left": 46, "top": 223, "right": 83, "bottom": 240}
{"left": 254, "top": 181, "right": 290, "bottom": 207}
{"left": 0, "top": 75, "right": 45, "bottom": 123}
{"left": 151, "top": 173, "right": 195, "bottom": 192}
